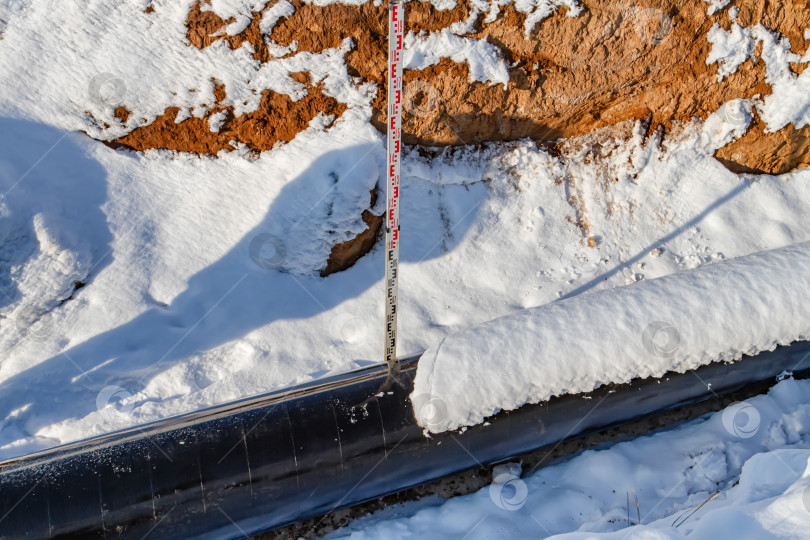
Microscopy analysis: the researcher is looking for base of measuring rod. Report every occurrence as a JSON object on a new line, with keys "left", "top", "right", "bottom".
{"left": 2, "top": 343, "right": 809, "bottom": 539}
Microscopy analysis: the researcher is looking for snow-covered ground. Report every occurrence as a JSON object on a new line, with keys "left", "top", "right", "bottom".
{"left": 1, "top": 95, "right": 807, "bottom": 461}
{"left": 0, "top": 88, "right": 808, "bottom": 460}
{"left": 0, "top": 0, "right": 810, "bottom": 538}
{"left": 0, "top": 0, "right": 808, "bottom": 521}
{"left": 334, "top": 376, "right": 810, "bottom": 539}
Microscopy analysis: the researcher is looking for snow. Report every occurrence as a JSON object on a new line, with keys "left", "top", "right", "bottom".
{"left": 0, "top": 113, "right": 386, "bottom": 456}
{"left": 259, "top": 0, "right": 295, "bottom": 35}
{"left": 757, "top": 47, "right": 810, "bottom": 132}
{"left": 404, "top": 30, "right": 510, "bottom": 87}
{"left": 703, "top": 0, "right": 731, "bottom": 17}
{"left": 0, "top": 120, "right": 111, "bottom": 345}
{"left": 0, "top": 0, "right": 809, "bottom": 464}
{"left": 250, "top": 38, "right": 375, "bottom": 109}
{"left": 694, "top": 98, "right": 753, "bottom": 148}
{"left": 447, "top": 0, "right": 582, "bottom": 36}
{"left": 205, "top": 0, "right": 271, "bottom": 36}
{"left": 411, "top": 242, "right": 810, "bottom": 433}
{"left": 706, "top": 22, "right": 755, "bottom": 82}
{"left": 333, "top": 376, "right": 810, "bottom": 539}
{"left": 207, "top": 110, "right": 228, "bottom": 132}
{"left": 706, "top": 19, "right": 810, "bottom": 131}
{"left": 514, "top": 0, "right": 582, "bottom": 37}
{"left": 752, "top": 27, "right": 802, "bottom": 86}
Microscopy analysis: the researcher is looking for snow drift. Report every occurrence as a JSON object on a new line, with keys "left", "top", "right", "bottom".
{"left": 411, "top": 243, "right": 810, "bottom": 433}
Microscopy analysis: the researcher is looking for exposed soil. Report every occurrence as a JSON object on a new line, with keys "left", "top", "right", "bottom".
{"left": 321, "top": 190, "right": 383, "bottom": 277}
{"left": 716, "top": 119, "right": 810, "bottom": 175}
{"left": 186, "top": 0, "right": 276, "bottom": 62}
{"left": 105, "top": 0, "right": 810, "bottom": 272}
{"left": 117, "top": 0, "right": 810, "bottom": 174}
{"left": 110, "top": 80, "right": 346, "bottom": 154}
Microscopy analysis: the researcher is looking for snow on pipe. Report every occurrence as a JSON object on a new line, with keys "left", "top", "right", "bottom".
{"left": 1, "top": 343, "right": 810, "bottom": 539}
{"left": 414, "top": 242, "right": 810, "bottom": 433}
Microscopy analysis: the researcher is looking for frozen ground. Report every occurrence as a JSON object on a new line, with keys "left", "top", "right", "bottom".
{"left": 0, "top": 92, "right": 810, "bottom": 462}
{"left": 0, "top": 96, "right": 807, "bottom": 460}
{"left": 332, "top": 376, "right": 810, "bottom": 539}
{"left": 0, "top": 0, "right": 808, "bottom": 471}
{"left": 0, "top": 0, "right": 580, "bottom": 139}
{"left": 0, "top": 1, "right": 809, "bottom": 538}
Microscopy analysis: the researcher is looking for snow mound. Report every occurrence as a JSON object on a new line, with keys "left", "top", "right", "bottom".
{"left": 0, "top": 118, "right": 112, "bottom": 337}
{"left": 412, "top": 243, "right": 810, "bottom": 433}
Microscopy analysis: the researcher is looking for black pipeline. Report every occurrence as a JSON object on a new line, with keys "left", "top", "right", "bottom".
{"left": 2, "top": 343, "right": 810, "bottom": 539}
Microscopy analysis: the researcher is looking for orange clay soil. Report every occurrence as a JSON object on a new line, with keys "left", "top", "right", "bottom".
{"left": 106, "top": 0, "right": 810, "bottom": 273}
{"left": 110, "top": 80, "right": 346, "bottom": 155}
{"left": 113, "top": 0, "right": 810, "bottom": 175}
{"left": 321, "top": 190, "right": 383, "bottom": 277}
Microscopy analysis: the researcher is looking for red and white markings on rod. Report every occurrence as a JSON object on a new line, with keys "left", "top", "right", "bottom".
{"left": 385, "top": 0, "right": 403, "bottom": 377}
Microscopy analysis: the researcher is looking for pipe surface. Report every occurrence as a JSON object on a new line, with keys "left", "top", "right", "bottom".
{"left": 2, "top": 344, "right": 809, "bottom": 539}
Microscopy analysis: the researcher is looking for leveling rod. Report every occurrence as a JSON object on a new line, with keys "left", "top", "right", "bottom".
{"left": 385, "top": 0, "right": 403, "bottom": 377}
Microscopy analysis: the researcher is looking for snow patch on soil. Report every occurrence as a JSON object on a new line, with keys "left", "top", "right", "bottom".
{"left": 706, "top": 19, "right": 810, "bottom": 131}
{"left": 704, "top": 0, "right": 731, "bottom": 16}
{"left": 404, "top": 29, "right": 510, "bottom": 87}
{"left": 205, "top": 0, "right": 272, "bottom": 36}
{"left": 259, "top": 0, "right": 295, "bottom": 35}
{"left": 446, "top": 0, "right": 582, "bottom": 36}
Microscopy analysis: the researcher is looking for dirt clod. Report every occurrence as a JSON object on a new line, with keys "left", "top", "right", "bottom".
{"left": 321, "top": 191, "right": 383, "bottom": 277}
